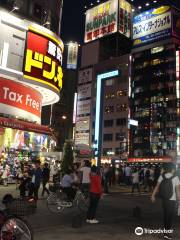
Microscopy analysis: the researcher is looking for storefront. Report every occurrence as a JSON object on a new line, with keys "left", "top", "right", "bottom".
{"left": 0, "top": 10, "right": 64, "bottom": 182}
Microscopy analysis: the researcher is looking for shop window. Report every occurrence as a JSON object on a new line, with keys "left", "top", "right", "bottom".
{"left": 105, "top": 106, "right": 114, "bottom": 114}
{"left": 105, "top": 79, "right": 114, "bottom": 86}
{"left": 103, "top": 134, "right": 113, "bottom": 142}
{"left": 104, "top": 119, "right": 114, "bottom": 127}
{"left": 116, "top": 104, "right": 128, "bottom": 112}
{"left": 103, "top": 148, "right": 112, "bottom": 155}
{"left": 117, "top": 89, "right": 127, "bottom": 97}
{"left": 116, "top": 133, "right": 125, "bottom": 141}
{"left": 105, "top": 93, "right": 115, "bottom": 99}
{"left": 151, "top": 46, "right": 164, "bottom": 54}
{"left": 116, "top": 118, "right": 126, "bottom": 126}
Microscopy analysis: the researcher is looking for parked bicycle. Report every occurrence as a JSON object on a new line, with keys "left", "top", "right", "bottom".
{"left": 47, "top": 183, "right": 89, "bottom": 213}
{"left": 0, "top": 194, "right": 36, "bottom": 240}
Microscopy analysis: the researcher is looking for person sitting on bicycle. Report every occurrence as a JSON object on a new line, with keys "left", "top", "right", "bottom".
{"left": 61, "top": 169, "right": 76, "bottom": 202}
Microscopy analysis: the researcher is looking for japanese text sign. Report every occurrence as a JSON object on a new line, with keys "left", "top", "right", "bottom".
{"left": 119, "top": 0, "right": 132, "bottom": 38}
{"left": 84, "top": 0, "right": 118, "bottom": 43}
{"left": 133, "top": 6, "right": 172, "bottom": 46}
{"left": 23, "top": 27, "right": 64, "bottom": 92}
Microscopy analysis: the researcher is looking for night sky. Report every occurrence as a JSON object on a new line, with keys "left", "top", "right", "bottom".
{"left": 61, "top": 0, "right": 180, "bottom": 44}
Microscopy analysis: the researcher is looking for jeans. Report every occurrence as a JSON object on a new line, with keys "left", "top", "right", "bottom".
{"left": 29, "top": 183, "right": 40, "bottom": 200}
{"left": 87, "top": 193, "right": 100, "bottom": 220}
{"left": 162, "top": 199, "right": 176, "bottom": 230}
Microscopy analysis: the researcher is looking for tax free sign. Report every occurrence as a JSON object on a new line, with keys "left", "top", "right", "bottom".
{"left": 133, "top": 6, "right": 172, "bottom": 46}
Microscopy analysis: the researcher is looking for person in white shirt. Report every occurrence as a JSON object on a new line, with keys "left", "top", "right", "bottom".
{"left": 80, "top": 160, "right": 91, "bottom": 197}
{"left": 131, "top": 167, "right": 140, "bottom": 194}
{"left": 151, "top": 163, "right": 180, "bottom": 240}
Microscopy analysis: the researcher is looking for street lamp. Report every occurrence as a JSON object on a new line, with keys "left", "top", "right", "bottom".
{"left": 62, "top": 115, "right": 67, "bottom": 120}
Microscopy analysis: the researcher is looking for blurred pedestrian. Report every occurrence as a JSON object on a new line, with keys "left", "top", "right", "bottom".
{"left": 86, "top": 165, "right": 102, "bottom": 224}
{"left": 131, "top": 167, "right": 140, "bottom": 194}
{"left": 29, "top": 160, "right": 42, "bottom": 200}
{"left": 41, "top": 163, "right": 50, "bottom": 197}
{"left": 151, "top": 163, "right": 180, "bottom": 240}
{"left": 80, "top": 160, "right": 91, "bottom": 197}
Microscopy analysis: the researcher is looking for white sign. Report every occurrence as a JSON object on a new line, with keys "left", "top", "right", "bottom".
{"left": 76, "top": 117, "right": 90, "bottom": 132}
{"left": 84, "top": 0, "right": 118, "bottom": 43}
{"left": 75, "top": 132, "right": 90, "bottom": 145}
{"left": 78, "top": 84, "right": 92, "bottom": 100}
{"left": 77, "top": 99, "right": 91, "bottom": 116}
{"left": 78, "top": 68, "right": 93, "bottom": 84}
{"left": 67, "top": 42, "right": 78, "bottom": 69}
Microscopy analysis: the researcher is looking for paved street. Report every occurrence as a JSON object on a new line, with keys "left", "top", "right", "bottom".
{"left": 0, "top": 185, "right": 180, "bottom": 240}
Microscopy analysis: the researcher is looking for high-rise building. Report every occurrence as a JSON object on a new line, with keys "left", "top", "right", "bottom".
{"left": 74, "top": 0, "right": 132, "bottom": 164}
{"left": 129, "top": 5, "right": 180, "bottom": 163}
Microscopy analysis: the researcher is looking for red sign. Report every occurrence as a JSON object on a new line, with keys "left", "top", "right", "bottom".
{"left": 0, "top": 78, "right": 42, "bottom": 122}
{"left": 128, "top": 157, "right": 173, "bottom": 163}
{"left": 0, "top": 117, "right": 52, "bottom": 135}
{"left": 23, "top": 27, "right": 63, "bottom": 92}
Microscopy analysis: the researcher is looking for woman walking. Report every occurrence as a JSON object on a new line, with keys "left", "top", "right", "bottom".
{"left": 86, "top": 165, "right": 102, "bottom": 224}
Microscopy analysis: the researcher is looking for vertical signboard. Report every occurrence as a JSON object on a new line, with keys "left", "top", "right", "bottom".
{"left": 67, "top": 42, "right": 79, "bottom": 69}
{"left": 119, "top": 0, "right": 132, "bottom": 38}
{"left": 84, "top": 0, "right": 118, "bottom": 43}
{"left": 133, "top": 6, "right": 172, "bottom": 46}
{"left": 74, "top": 68, "right": 93, "bottom": 146}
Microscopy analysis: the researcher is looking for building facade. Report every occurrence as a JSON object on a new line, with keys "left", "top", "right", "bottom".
{"left": 130, "top": 6, "right": 180, "bottom": 163}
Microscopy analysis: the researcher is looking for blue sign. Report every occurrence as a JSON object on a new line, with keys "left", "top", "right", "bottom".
{"left": 133, "top": 6, "right": 172, "bottom": 46}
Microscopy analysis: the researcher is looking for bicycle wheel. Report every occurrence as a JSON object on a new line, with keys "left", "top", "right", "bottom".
{"left": 76, "top": 193, "right": 89, "bottom": 212}
{"left": 0, "top": 217, "right": 33, "bottom": 240}
{"left": 47, "top": 192, "right": 64, "bottom": 213}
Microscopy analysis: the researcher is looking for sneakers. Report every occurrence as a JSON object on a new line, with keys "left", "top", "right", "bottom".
{"left": 164, "top": 234, "right": 172, "bottom": 240}
{"left": 87, "top": 219, "right": 99, "bottom": 224}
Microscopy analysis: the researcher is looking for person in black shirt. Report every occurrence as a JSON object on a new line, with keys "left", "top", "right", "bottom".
{"left": 41, "top": 163, "right": 50, "bottom": 197}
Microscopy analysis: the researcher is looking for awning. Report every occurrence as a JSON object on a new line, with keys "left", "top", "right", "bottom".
{"left": 0, "top": 116, "right": 52, "bottom": 135}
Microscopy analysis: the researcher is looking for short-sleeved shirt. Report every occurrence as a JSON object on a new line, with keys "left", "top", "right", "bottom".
{"left": 81, "top": 166, "right": 91, "bottom": 184}
{"left": 132, "top": 172, "right": 139, "bottom": 183}
{"left": 61, "top": 174, "right": 73, "bottom": 188}
{"left": 158, "top": 173, "right": 180, "bottom": 201}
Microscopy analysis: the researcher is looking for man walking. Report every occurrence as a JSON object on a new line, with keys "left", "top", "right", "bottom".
{"left": 151, "top": 163, "right": 180, "bottom": 240}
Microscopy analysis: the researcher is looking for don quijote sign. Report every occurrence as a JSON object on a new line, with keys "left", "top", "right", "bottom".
{"left": 23, "top": 26, "right": 64, "bottom": 93}
{"left": 0, "top": 78, "right": 42, "bottom": 123}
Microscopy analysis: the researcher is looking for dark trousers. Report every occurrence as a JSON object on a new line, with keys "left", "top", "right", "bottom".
{"left": 162, "top": 199, "right": 176, "bottom": 230}
{"left": 29, "top": 183, "right": 40, "bottom": 200}
{"left": 103, "top": 177, "right": 109, "bottom": 193}
{"left": 132, "top": 183, "right": 140, "bottom": 193}
{"left": 42, "top": 181, "right": 49, "bottom": 196}
{"left": 63, "top": 187, "right": 76, "bottom": 201}
{"left": 87, "top": 193, "right": 100, "bottom": 220}
{"left": 81, "top": 183, "right": 90, "bottom": 198}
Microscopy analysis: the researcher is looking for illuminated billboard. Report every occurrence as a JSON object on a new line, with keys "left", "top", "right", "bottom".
{"left": 119, "top": 0, "right": 131, "bottom": 38}
{"left": 67, "top": 42, "right": 79, "bottom": 69}
{"left": 23, "top": 26, "right": 64, "bottom": 92}
{"left": 0, "top": 77, "right": 42, "bottom": 123}
{"left": 133, "top": 6, "right": 172, "bottom": 46}
{"left": 84, "top": 0, "right": 118, "bottom": 43}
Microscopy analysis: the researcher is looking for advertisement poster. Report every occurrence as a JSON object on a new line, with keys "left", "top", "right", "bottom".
{"left": 133, "top": 6, "right": 172, "bottom": 46}
{"left": 119, "top": 0, "right": 132, "bottom": 38}
{"left": 76, "top": 117, "right": 90, "bottom": 132}
{"left": 84, "top": 0, "right": 118, "bottom": 43}
{"left": 77, "top": 84, "right": 92, "bottom": 100}
{"left": 78, "top": 68, "right": 93, "bottom": 84}
{"left": 67, "top": 42, "right": 78, "bottom": 69}
{"left": 77, "top": 99, "right": 91, "bottom": 116}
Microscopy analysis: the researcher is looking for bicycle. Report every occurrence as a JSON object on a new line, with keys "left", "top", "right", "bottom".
{"left": 47, "top": 183, "right": 89, "bottom": 213}
{"left": 0, "top": 195, "right": 35, "bottom": 240}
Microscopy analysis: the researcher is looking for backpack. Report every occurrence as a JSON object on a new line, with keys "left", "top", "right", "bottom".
{"left": 158, "top": 174, "right": 174, "bottom": 200}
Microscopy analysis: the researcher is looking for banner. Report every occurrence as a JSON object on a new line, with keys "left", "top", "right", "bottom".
{"left": 77, "top": 84, "right": 92, "bottom": 100}
{"left": 119, "top": 0, "right": 131, "bottom": 38}
{"left": 0, "top": 78, "right": 42, "bottom": 123}
{"left": 67, "top": 42, "right": 78, "bottom": 69}
{"left": 133, "top": 6, "right": 172, "bottom": 46}
{"left": 84, "top": 0, "right": 118, "bottom": 43}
